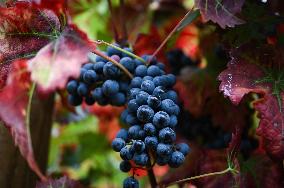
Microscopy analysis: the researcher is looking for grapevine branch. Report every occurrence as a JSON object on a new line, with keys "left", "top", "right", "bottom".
{"left": 163, "top": 167, "right": 237, "bottom": 187}
{"left": 92, "top": 49, "right": 133, "bottom": 78}
{"left": 148, "top": 7, "right": 195, "bottom": 64}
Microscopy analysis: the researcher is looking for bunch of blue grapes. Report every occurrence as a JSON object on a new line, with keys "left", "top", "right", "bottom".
{"left": 65, "top": 43, "right": 190, "bottom": 187}
{"left": 111, "top": 57, "right": 190, "bottom": 188}
{"left": 66, "top": 45, "right": 135, "bottom": 107}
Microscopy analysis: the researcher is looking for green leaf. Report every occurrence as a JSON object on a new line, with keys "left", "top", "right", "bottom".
{"left": 177, "top": 9, "right": 200, "bottom": 31}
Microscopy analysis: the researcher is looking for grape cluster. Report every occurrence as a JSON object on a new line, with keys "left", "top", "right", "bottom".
{"left": 66, "top": 45, "right": 135, "bottom": 107}
{"left": 66, "top": 44, "right": 190, "bottom": 188}
{"left": 111, "top": 56, "right": 190, "bottom": 187}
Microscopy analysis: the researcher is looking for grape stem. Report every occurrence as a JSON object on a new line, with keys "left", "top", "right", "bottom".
{"left": 92, "top": 49, "right": 133, "bottom": 79}
{"left": 162, "top": 167, "right": 237, "bottom": 187}
{"left": 147, "top": 161, "right": 158, "bottom": 188}
{"left": 148, "top": 7, "right": 195, "bottom": 64}
{"left": 95, "top": 40, "right": 147, "bottom": 64}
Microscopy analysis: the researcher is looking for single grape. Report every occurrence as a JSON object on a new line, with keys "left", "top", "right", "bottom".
{"left": 159, "top": 127, "right": 176, "bottom": 143}
{"left": 153, "top": 111, "right": 170, "bottom": 129}
{"left": 168, "top": 151, "right": 185, "bottom": 168}
{"left": 123, "top": 177, "right": 139, "bottom": 188}
{"left": 112, "top": 138, "right": 126, "bottom": 152}
{"left": 135, "top": 65, "right": 147, "bottom": 77}
{"left": 66, "top": 80, "right": 78, "bottom": 94}
{"left": 77, "top": 82, "right": 88, "bottom": 96}
{"left": 133, "top": 140, "right": 145, "bottom": 153}
{"left": 176, "top": 143, "right": 190, "bottom": 156}
{"left": 133, "top": 153, "right": 148, "bottom": 166}
{"left": 130, "top": 77, "right": 143, "bottom": 88}
{"left": 93, "top": 61, "right": 105, "bottom": 73}
{"left": 147, "top": 95, "right": 161, "bottom": 109}
{"left": 135, "top": 91, "right": 149, "bottom": 105}
{"left": 145, "top": 136, "right": 158, "bottom": 149}
{"left": 128, "top": 125, "right": 141, "bottom": 139}
{"left": 103, "top": 62, "right": 121, "bottom": 78}
{"left": 156, "top": 143, "right": 172, "bottom": 156}
{"left": 137, "top": 105, "right": 154, "bottom": 122}
{"left": 143, "top": 123, "right": 156, "bottom": 136}
{"left": 120, "top": 57, "right": 135, "bottom": 72}
{"left": 128, "top": 99, "right": 139, "bottom": 112}
{"left": 147, "top": 65, "right": 161, "bottom": 77}
{"left": 102, "top": 80, "right": 119, "bottom": 96}
{"left": 83, "top": 70, "right": 97, "bottom": 84}
{"left": 116, "top": 129, "right": 128, "bottom": 141}
{"left": 120, "top": 146, "right": 134, "bottom": 160}
{"left": 120, "top": 160, "right": 132, "bottom": 172}
{"left": 141, "top": 80, "right": 155, "bottom": 94}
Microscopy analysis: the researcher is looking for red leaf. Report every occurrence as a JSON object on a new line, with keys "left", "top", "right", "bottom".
{"left": 36, "top": 176, "right": 83, "bottom": 188}
{"left": 0, "top": 2, "right": 61, "bottom": 87}
{"left": 254, "top": 94, "right": 284, "bottom": 160}
{"left": 218, "top": 52, "right": 270, "bottom": 105}
{"left": 175, "top": 25, "right": 199, "bottom": 59}
{"left": 218, "top": 48, "right": 284, "bottom": 160}
{"left": 29, "top": 0, "right": 67, "bottom": 14}
{"left": 0, "top": 60, "right": 46, "bottom": 180}
{"left": 28, "top": 25, "right": 95, "bottom": 92}
{"left": 133, "top": 27, "right": 163, "bottom": 57}
{"left": 195, "top": 0, "right": 245, "bottom": 28}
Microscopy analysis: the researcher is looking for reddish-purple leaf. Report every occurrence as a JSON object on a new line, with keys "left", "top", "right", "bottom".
{"left": 218, "top": 53, "right": 270, "bottom": 105}
{"left": 36, "top": 176, "right": 82, "bottom": 188}
{"left": 0, "top": 60, "right": 46, "bottom": 180}
{"left": 28, "top": 24, "right": 95, "bottom": 92}
{"left": 195, "top": 0, "right": 245, "bottom": 28}
{"left": 0, "top": 2, "right": 61, "bottom": 88}
{"left": 218, "top": 48, "right": 284, "bottom": 160}
{"left": 254, "top": 94, "right": 284, "bottom": 160}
